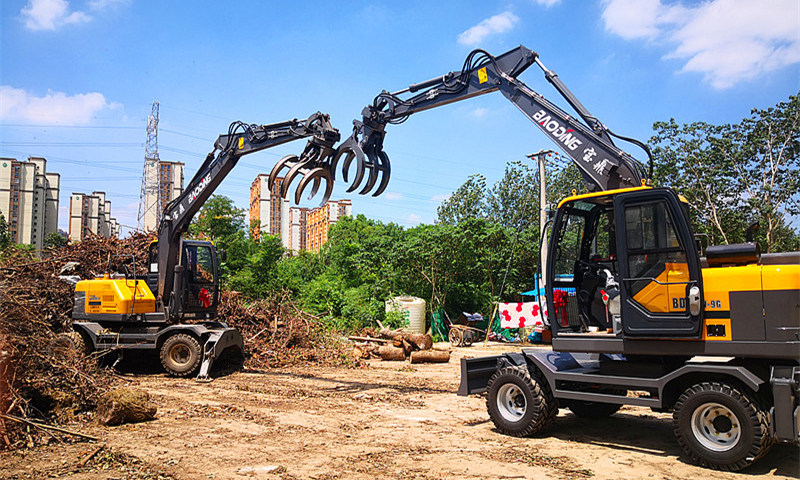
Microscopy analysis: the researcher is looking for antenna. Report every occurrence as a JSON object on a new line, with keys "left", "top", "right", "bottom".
{"left": 137, "top": 101, "right": 161, "bottom": 231}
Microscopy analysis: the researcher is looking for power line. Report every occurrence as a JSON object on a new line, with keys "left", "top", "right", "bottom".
{"left": 0, "top": 124, "right": 141, "bottom": 130}
{"left": 0, "top": 141, "right": 141, "bottom": 147}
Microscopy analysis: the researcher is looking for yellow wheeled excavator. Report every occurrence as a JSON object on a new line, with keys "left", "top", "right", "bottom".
{"left": 67, "top": 113, "right": 340, "bottom": 379}
{"left": 311, "top": 45, "right": 799, "bottom": 471}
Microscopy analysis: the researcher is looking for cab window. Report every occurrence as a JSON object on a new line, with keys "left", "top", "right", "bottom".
{"left": 624, "top": 201, "right": 688, "bottom": 313}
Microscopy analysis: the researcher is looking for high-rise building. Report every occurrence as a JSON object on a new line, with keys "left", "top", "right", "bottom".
{"left": 142, "top": 160, "right": 184, "bottom": 231}
{"left": 249, "top": 174, "right": 290, "bottom": 248}
{"left": 288, "top": 207, "right": 308, "bottom": 252}
{"left": 303, "top": 199, "right": 352, "bottom": 252}
{"left": 0, "top": 156, "right": 60, "bottom": 250}
{"left": 249, "top": 174, "right": 352, "bottom": 252}
{"left": 68, "top": 191, "right": 118, "bottom": 241}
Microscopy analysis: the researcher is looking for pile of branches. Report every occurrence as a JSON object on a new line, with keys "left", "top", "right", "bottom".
{"left": 218, "top": 289, "right": 349, "bottom": 369}
{"left": 0, "top": 232, "right": 348, "bottom": 449}
{"left": 0, "top": 233, "right": 153, "bottom": 448}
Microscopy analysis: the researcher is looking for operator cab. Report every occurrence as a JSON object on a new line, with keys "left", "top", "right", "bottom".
{"left": 546, "top": 186, "right": 704, "bottom": 340}
{"left": 147, "top": 239, "right": 220, "bottom": 320}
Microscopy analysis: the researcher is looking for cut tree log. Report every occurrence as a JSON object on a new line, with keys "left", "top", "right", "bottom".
{"left": 377, "top": 345, "right": 406, "bottom": 361}
{"left": 407, "top": 333, "right": 433, "bottom": 350}
{"left": 352, "top": 344, "right": 379, "bottom": 361}
{"left": 409, "top": 350, "right": 450, "bottom": 364}
{"left": 347, "top": 336, "right": 390, "bottom": 344}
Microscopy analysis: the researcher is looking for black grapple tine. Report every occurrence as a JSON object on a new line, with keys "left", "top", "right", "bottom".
{"left": 281, "top": 159, "right": 310, "bottom": 198}
{"left": 372, "top": 149, "right": 391, "bottom": 197}
{"left": 344, "top": 145, "right": 367, "bottom": 193}
{"left": 358, "top": 150, "right": 379, "bottom": 195}
{"left": 329, "top": 143, "right": 351, "bottom": 182}
{"left": 295, "top": 167, "right": 333, "bottom": 205}
{"left": 269, "top": 154, "right": 298, "bottom": 193}
{"left": 308, "top": 174, "right": 321, "bottom": 200}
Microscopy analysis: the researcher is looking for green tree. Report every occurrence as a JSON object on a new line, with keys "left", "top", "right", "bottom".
{"left": 323, "top": 214, "right": 404, "bottom": 290}
{"left": 190, "top": 195, "right": 246, "bottom": 242}
{"left": 485, "top": 160, "right": 540, "bottom": 229}
{"left": 0, "top": 213, "right": 11, "bottom": 250}
{"left": 44, "top": 231, "right": 68, "bottom": 249}
{"left": 189, "top": 195, "right": 253, "bottom": 279}
{"left": 436, "top": 174, "right": 487, "bottom": 224}
{"left": 651, "top": 94, "right": 800, "bottom": 252}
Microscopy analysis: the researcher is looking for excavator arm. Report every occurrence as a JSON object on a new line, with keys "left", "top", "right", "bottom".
{"left": 327, "top": 45, "right": 648, "bottom": 196}
{"left": 156, "top": 112, "right": 339, "bottom": 320}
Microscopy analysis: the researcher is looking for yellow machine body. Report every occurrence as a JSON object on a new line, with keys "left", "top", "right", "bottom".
{"left": 74, "top": 274, "right": 156, "bottom": 315}
{"left": 632, "top": 261, "right": 800, "bottom": 342}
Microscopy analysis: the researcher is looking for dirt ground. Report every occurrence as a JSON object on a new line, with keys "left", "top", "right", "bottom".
{"left": 2, "top": 343, "right": 798, "bottom": 480}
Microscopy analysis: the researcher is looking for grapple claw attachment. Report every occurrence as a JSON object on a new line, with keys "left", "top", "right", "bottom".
{"left": 295, "top": 167, "right": 333, "bottom": 205}
{"left": 268, "top": 154, "right": 298, "bottom": 193}
{"left": 332, "top": 119, "right": 392, "bottom": 197}
{"left": 372, "top": 150, "right": 391, "bottom": 197}
{"left": 266, "top": 113, "right": 340, "bottom": 206}
{"left": 331, "top": 135, "right": 366, "bottom": 193}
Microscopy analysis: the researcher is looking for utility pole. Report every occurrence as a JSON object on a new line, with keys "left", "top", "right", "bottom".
{"left": 137, "top": 101, "right": 161, "bottom": 232}
{"left": 527, "top": 149, "right": 553, "bottom": 292}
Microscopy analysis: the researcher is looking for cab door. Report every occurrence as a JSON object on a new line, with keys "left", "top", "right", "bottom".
{"left": 613, "top": 189, "right": 703, "bottom": 337}
{"left": 181, "top": 242, "right": 219, "bottom": 315}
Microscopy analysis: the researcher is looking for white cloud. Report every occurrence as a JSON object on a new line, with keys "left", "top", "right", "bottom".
{"left": 430, "top": 194, "right": 451, "bottom": 203}
{"left": 532, "top": 0, "right": 562, "bottom": 6}
{"left": 87, "top": 0, "right": 130, "bottom": 9}
{"left": 458, "top": 11, "right": 520, "bottom": 46}
{"left": 21, "top": 0, "right": 90, "bottom": 31}
{"left": 20, "top": 0, "right": 128, "bottom": 31}
{"left": 470, "top": 107, "right": 488, "bottom": 118}
{"left": 406, "top": 213, "right": 421, "bottom": 225}
{"left": 384, "top": 192, "right": 404, "bottom": 200}
{"left": 601, "top": 0, "right": 800, "bottom": 89}
{"left": 0, "top": 86, "right": 120, "bottom": 125}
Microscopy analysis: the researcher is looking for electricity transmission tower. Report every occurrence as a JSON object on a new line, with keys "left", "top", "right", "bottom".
{"left": 137, "top": 101, "right": 161, "bottom": 231}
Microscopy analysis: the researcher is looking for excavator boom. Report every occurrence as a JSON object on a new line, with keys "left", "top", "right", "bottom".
{"left": 331, "top": 45, "right": 647, "bottom": 195}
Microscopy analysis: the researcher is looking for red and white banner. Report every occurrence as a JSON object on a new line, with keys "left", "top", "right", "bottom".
{"left": 499, "top": 302, "right": 548, "bottom": 331}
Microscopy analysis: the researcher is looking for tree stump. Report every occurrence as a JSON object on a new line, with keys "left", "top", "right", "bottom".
{"left": 97, "top": 387, "right": 157, "bottom": 426}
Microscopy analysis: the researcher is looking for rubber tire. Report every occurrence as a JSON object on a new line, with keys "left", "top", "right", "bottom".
{"left": 486, "top": 365, "right": 557, "bottom": 437}
{"left": 52, "top": 331, "right": 91, "bottom": 355}
{"left": 159, "top": 334, "right": 202, "bottom": 377}
{"left": 464, "top": 331, "right": 474, "bottom": 347}
{"left": 673, "top": 382, "right": 772, "bottom": 471}
{"left": 568, "top": 401, "right": 621, "bottom": 419}
{"left": 449, "top": 328, "right": 463, "bottom": 347}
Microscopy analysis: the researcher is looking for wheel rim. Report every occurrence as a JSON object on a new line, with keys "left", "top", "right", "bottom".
{"left": 690, "top": 402, "right": 741, "bottom": 452}
{"left": 496, "top": 383, "right": 526, "bottom": 422}
{"left": 169, "top": 344, "right": 192, "bottom": 366}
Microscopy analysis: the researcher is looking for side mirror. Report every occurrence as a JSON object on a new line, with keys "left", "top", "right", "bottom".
{"left": 745, "top": 221, "right": 759, "bottom": 243}
{"left": 219, "top": 249, "right": 227, "bottom": 263}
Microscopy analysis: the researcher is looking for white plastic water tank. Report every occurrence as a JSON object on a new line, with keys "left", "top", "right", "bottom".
{"left": 386, "top": 296, "right": 426, "bottom": 334}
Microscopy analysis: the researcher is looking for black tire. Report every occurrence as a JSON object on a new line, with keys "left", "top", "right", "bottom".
{"left": 568, "top": 401, "right": 621, "bottom": 418}
{"left": 52, "top": 331, "right": 91, "bottom": 355}
{"left": 159, "top": 334, "right": 202, "bottom": 377}
{"left": 673, "top": 382, "right": 772, "bottom": 471}
{"left": 486, "top": 365, "right": 557, "bottom": 437}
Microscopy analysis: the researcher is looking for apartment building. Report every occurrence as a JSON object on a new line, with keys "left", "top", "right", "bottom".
{"left": 303, "top": 199, "right": 352, "bottom": 252}
{"left": 143, "top": 160, "right": 184, "bottom": 231}
{"left": 68, "top": 191, "right": 119, "bottom": 241}
{"left": 0, "top": 156, "right": 60, "bottom": 250}
{"left": 288, "top": 207, "right": 308, "bottom": 252}
{"left": 249, "top": 174, "right": 352, "bottom": 252}
{"left": 249, "top": 174, "right": 290, "bottom": 248}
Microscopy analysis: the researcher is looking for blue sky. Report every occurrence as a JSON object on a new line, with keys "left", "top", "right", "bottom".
{"left": 1, "top": 0, "right": 798, "bottom": 236}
